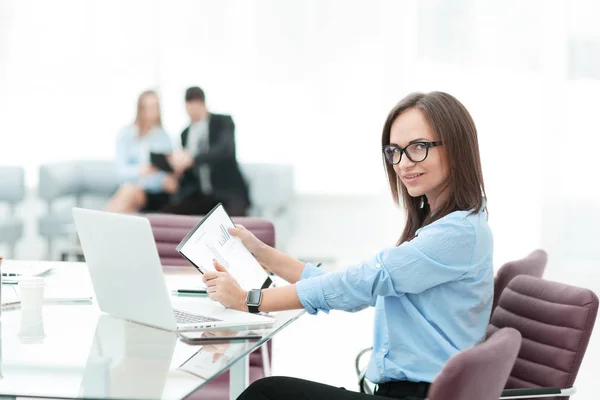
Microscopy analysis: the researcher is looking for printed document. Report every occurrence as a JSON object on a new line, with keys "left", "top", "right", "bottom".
{"left": 176, "top": 204, "right": 271, "bottom": 291}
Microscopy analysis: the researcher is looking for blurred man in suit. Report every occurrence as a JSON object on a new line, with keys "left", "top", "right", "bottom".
{"left": 164, "top": 86, "right": 250, "bottom": 216}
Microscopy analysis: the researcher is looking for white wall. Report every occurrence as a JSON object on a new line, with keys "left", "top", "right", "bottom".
{"left": 0, "top": 0, "right": 598, "bottom": 283}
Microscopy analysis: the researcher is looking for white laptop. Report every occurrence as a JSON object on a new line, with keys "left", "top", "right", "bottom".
{"left": 72, "top": 207, "right": 275, "bottom": 331}
{"left": 1, "top": 262, "right": 53, "bottom": 283}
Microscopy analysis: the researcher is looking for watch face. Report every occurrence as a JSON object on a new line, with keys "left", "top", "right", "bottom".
{"left": 247, "top": 290, "right": 261, "bottom": 305}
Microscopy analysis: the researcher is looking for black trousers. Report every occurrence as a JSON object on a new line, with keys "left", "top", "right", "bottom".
{"left": 237, "top": 377, "right": 429, "bottom": 400}
{"left": 160, "top": 193, "right": 248, "bottom": 217}
{"left": 141, "top": 192, "right": 171, "bottom": 212}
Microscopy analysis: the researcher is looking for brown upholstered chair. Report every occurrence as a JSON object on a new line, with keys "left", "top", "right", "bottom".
{"left": 357, "top": 248, "right": 550, "bottom": 394}
{"left": 426, "top": 327, "right": 522, "bottom": 400}
{"left": 490, "top": 275, "right": 598, "bottom": 399}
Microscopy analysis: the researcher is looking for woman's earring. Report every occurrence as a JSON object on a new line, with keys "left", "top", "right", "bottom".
{"left": 420, "top": 196, "right": 425, "bottom": 209}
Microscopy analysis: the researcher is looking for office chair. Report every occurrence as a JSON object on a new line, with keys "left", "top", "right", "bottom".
{"left": 356, "top": 249, "right": 550, "bottom": 393}
{"left": 491, "top": 275, "right": 598, "bottom": 399}
{"left": 360, "top": 274, "right": 598, "bottom": 398}
{"left": 426, "top": 327, "right": 522, "bottom": 400}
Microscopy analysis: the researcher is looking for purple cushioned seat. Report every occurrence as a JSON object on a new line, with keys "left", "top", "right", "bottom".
{"left": 488, "top": 275, "right": 598, "bottom": 399}
{"left": 427, "top": 327, "right": 522, "bottom": 400}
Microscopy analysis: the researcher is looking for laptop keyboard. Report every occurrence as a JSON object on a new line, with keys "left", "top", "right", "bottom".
{"left": 174, "top": 309, "right": 222, "bottom": 324}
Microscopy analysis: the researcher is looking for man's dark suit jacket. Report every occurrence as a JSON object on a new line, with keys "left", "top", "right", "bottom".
{"left": 178, "top": 113, "right": 250, "bottom": 207}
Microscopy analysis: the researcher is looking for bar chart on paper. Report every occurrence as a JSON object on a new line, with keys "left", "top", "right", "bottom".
{"left": 217, "top": 224, "right": 231, "bottom": 247}
{"left": 206, "top": 241, "right": 231, "bottom": 270}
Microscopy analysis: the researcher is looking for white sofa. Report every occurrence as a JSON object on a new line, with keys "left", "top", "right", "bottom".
{"left": 37, "top": 160, "right": 295, "bottom": 259}
{"left": 0, "top": 166, "right": 26, "bottom": 258}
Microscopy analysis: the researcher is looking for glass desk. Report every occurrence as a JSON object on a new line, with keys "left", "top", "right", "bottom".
{"left": 0, "top": 261, "right": 304, "bottom": 400}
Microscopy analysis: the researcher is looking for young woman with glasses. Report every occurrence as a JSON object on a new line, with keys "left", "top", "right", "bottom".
{"left": 203, "top": 91, "right": 493, "bottom": 400}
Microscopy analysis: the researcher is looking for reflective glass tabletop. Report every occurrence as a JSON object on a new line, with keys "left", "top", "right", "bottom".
{"left": 0, "top": 261, "right": 304, "bottom": 399}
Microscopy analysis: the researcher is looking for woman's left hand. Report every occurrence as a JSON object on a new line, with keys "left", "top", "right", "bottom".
{"left": 203, "top": 260, "right": 248, "bottom": 312}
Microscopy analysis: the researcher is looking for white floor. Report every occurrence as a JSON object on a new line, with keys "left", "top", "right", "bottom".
{"left": 270, "top": 263, "right": 600, "bottom": 399}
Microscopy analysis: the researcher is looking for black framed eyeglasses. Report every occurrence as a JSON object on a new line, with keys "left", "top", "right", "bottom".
{"left": 382, "top": 141, "right": 443, "bottom": 165}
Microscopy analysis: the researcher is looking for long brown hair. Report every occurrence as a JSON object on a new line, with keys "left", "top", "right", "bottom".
{"left": 134, "top": 90, "right": 162, "bottom": 134}
{"left": 382, "top": 91, "right": 487, "bottom": 245}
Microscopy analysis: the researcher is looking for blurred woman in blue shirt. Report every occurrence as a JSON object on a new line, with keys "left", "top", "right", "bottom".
{"left": 106, "top": 90, "right": 177, "bottom": 213}
{"left": 204, "top": 91, "right": 493, "bottom": 400}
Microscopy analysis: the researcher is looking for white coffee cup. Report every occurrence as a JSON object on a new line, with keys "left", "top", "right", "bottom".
{"left": 19, "top": 309, "right": 45, "bottom": 343}
{"left": 18, "top": 277, "right": 45, "bottom": 311}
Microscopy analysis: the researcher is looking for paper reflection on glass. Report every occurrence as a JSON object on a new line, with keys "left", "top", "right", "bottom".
{"left": 178, "top": 330, "right": 254, "bottom": 379}
{"left": 79, "top": 315, "right": 177, "bottom": 399}
{"left": 18, "top": 309, "right": 45, "bottom": 343}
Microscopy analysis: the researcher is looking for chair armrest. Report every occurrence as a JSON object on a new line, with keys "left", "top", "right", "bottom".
{"left": 0, "top": 166, "right": 25, "bottom": 203}
{"left": 355, "top": 346, "right": 373, "bottom": 376}
{"left": 358, "top": 368, "right": 373, "bottom": 395}
{"left": 355, "top": 346, "right": 373, "bottom": 394}
{"left": 500, "top": 387, "right": 576, "bottom": 399}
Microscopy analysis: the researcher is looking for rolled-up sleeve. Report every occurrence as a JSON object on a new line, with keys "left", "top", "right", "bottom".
{"left": 296, "top": 215, "right": 476, "bottom": 314}
{"left": 300, "top": 263, "right": 326, "bottom": 280}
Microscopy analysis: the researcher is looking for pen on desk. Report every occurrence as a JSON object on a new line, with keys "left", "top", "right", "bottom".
{"left": 2, "top": 302, "right": 21, "bottom": 311}
{"left": 44, "top": 298, "right": 93, "bottom": 305}
{"left": 173, "top": 289, "right": 208, "bottom": 295}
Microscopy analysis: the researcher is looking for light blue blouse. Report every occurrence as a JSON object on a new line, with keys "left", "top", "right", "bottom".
{"left": 115, "top": 125, "right": 173, "bottom": 193}
{"left": 296, "top": 206, "right": 493, "bottom": 384}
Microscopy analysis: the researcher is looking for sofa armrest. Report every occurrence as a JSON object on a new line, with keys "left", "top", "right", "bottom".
{"left": 0, "top": 166, "right": 25, "bottom": 204}
{"left": 39, "top": 162, "right": 82, "bottom": 202}
{"left": 39, "top": 160, "right": 120, "bottom": 203}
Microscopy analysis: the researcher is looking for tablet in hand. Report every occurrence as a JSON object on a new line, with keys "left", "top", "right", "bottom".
{"left": 150, "top": 152, "right": 174, "bottom": 173}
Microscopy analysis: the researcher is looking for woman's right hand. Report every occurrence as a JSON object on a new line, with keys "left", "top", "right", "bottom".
{"left": 162, "top": 174, "right": 179, "bottom": 194}
{"left": 228, "top": 225, "right": 269, "bottom": 262}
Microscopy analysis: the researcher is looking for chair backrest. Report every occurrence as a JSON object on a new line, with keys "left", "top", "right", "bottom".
{"left": 143, "top": 213, "right": 276, "bottom": 267}
{"left": 488, "top": 275, "right": 598, "bottom": 399}
{"left": 38, "top": 160, "right": 119, "bottom": 203}
{"left": 0, "top": 166, "right": 25, "bottom": 204}
{"left": 492, "top": 249, "right": 548, "bottom": 313}
{"left": 428, "top": 328, "right": 522, "bottom": 400}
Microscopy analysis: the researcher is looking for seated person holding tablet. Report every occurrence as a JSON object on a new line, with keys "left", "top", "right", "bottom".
{"left": 106, "top": 90, "right": 178, "bottom": 213}
{"left": 200, "top": 92, "right": 494, "bottom": 400}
